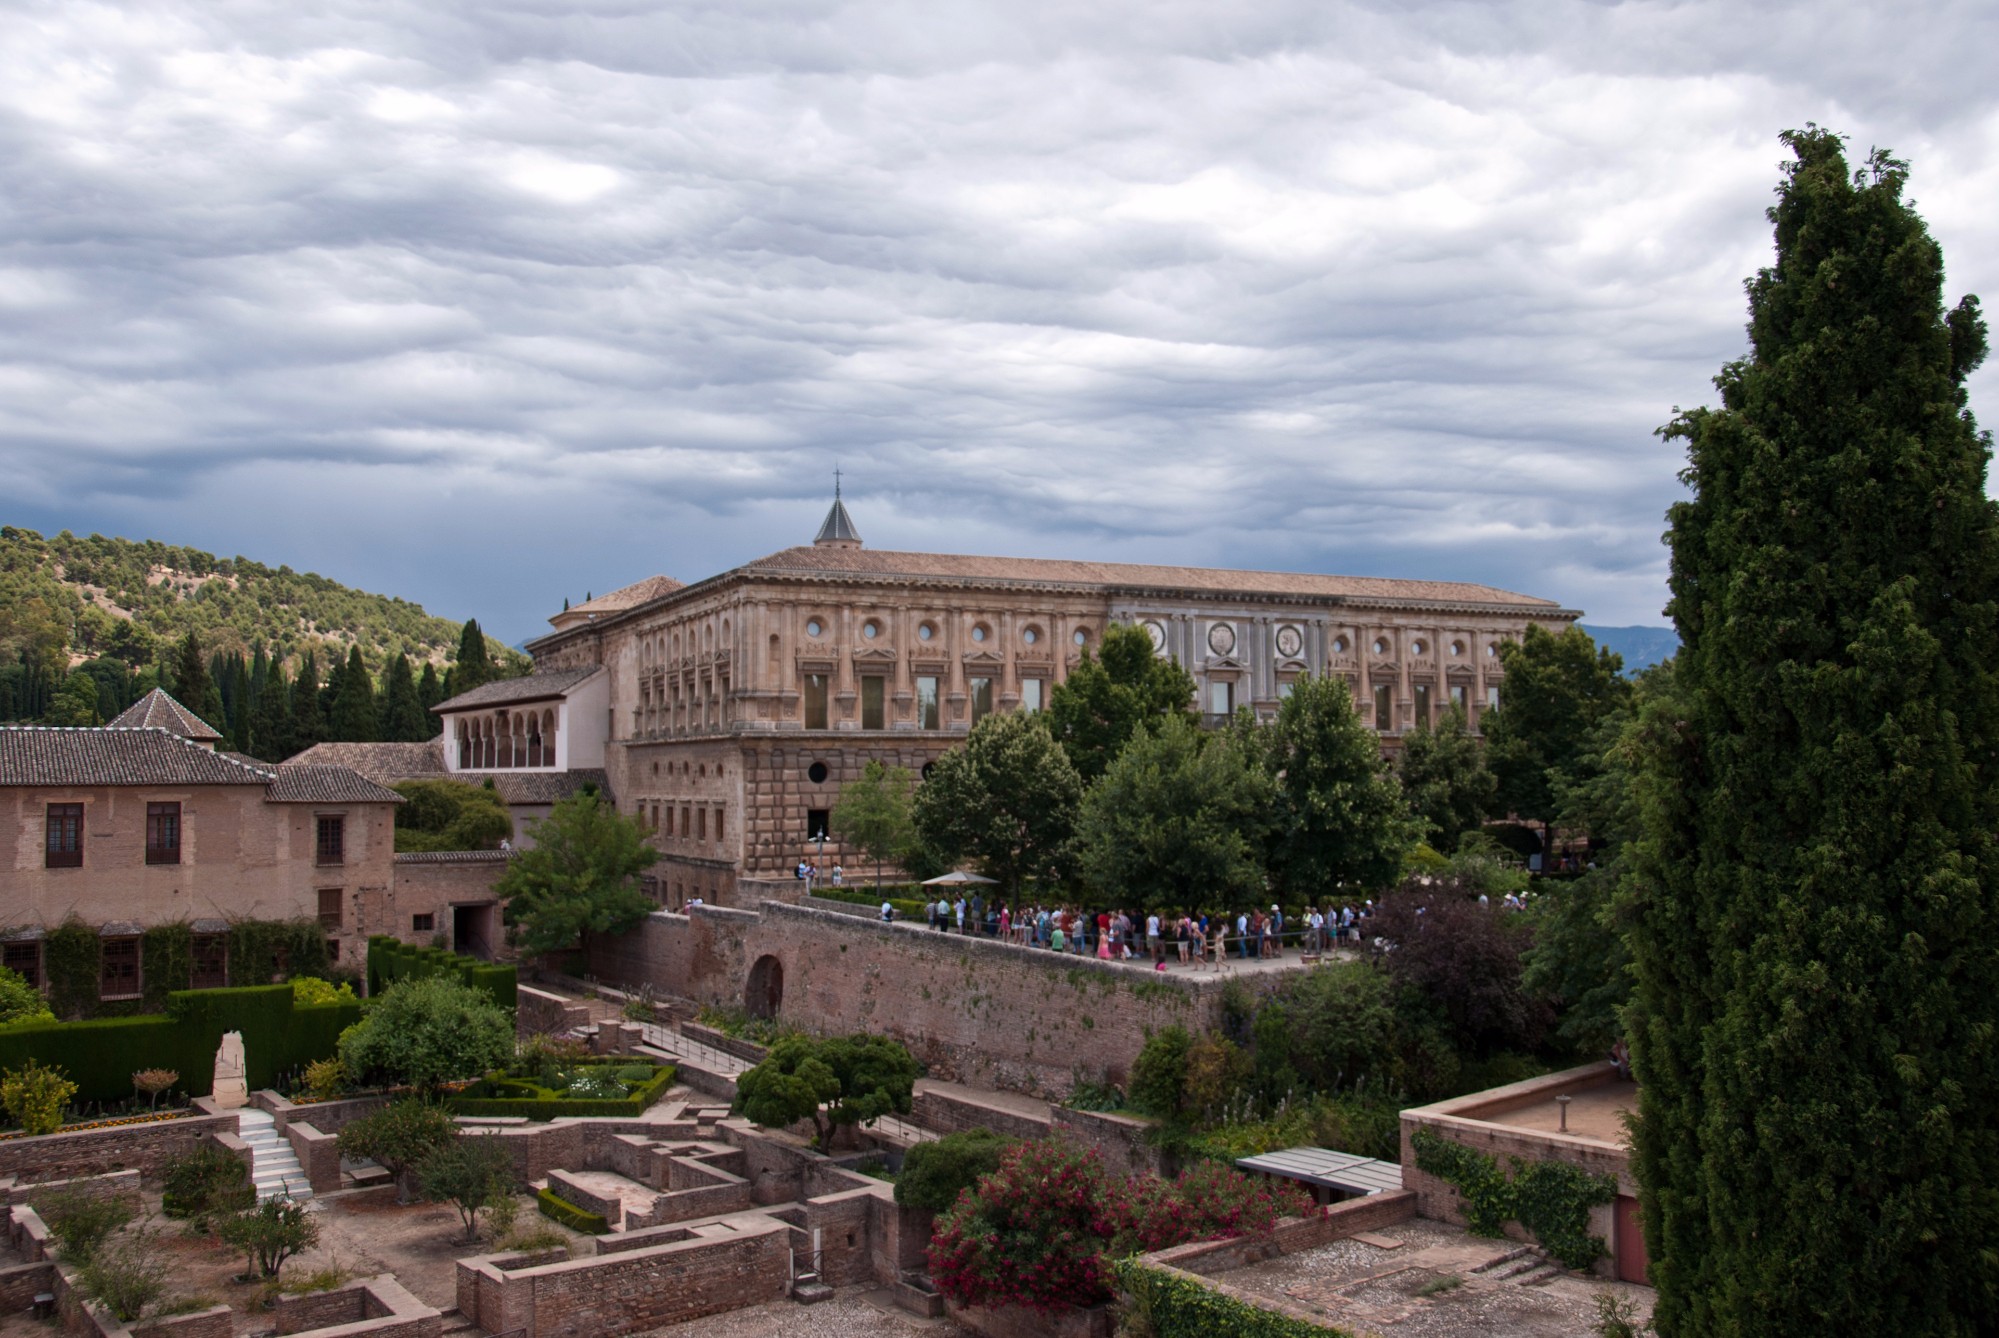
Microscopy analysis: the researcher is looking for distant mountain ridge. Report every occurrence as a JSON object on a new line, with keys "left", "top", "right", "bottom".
{"left": 0, "top": 525, "right": 521, "bottom": 674}
{"left": 1579, "top": 623, "right": 1679, "bottom": 674}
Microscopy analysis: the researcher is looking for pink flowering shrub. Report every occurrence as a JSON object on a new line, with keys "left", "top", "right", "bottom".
{"left": 928, "top": 1137, "right": 1315, "bottom": 1313}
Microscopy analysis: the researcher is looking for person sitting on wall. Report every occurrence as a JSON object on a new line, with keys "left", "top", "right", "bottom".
{"left": 880, "top": 901, "right": 894, "bottom": 923}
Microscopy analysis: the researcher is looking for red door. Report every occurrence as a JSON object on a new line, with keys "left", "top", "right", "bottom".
{"left": 1615, "top": 1195, "right": 1651, "bottom": 1284}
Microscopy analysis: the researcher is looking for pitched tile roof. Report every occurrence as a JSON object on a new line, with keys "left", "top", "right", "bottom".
{"left": 467, "top": 769, "right": 610, "bottom": 805}
{"left": 393, "top": 850, "right": 510, "bottom": 865}
{"left": 0, "top": 727, "right": 274, "bottom": 787}
{"left": 814, "top": 495, "right": 863, "bottom": 546}
{"left": 433, "top": 668, "right": 602, "bottom": 713}
{"left": 570, "top": 575, "right": 685, "bottom": 616}
{"left": 267, "top": 765, "right": 405, "bottom": 805}
{"left": 289, "top": 740, "right": 447, "bottom": 783}
{"left": 738, "top": 546, "right": 1567, "bottom": 609}
{"left": 106, "top": 689, "right": 223, "bottom": 741}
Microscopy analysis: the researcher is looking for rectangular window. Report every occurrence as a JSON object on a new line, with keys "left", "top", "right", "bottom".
{"left": 681, "top": 806, "right": 691, "bottom": 837}
{"left": 1487, "top": 685, "right": 1501, "bottom": 710}
{"left": 697, "top": 808, "right": 707, "bottom": 840}
{"left": 326, "top": 939, "right": 340, "bottom": 963}
{"left": 146, "top": 802, "right": 182, "bottom": 865}
{"left": 3, "top": 942, "right": 40, "bottom": 991}
{"left": 969, "top": 677, "right": 994, "bottom": 724}
{"left": 1278, "top": 678, "right": 1295, "bottom": 700}
{"left": 315, "top": 815, "right": 345, "bottom": 866}
{"left": 806, "top": 809, "right": 830, "bottom": 842}
{"left": 663, "top": 806, "right": 675, "bottom": 837}
{"left": 191, "top": 935, "right": 227, "bottom": 990}
{"left": 45, "top": 804, "right": 83, "bottom": 869}
{"left": 1020, "top": 679, "right": 1044, "bottom": 713}
{"left": 1374, "top": 683, "right": 1394, "bottom": 733}
{"left": 917, "top": 676, "right": 941, "bottom": 730}
{"left": 804, "top": 673, "right": 830, "bottom": 729}
{"left": 412, "top": 913, "right": 435, "bottom": 933}
{"left": 651, "top": 803, "right": 660, "bottom": 830}
{"left": 100, "top": 937, "right": 139, "bottom": 999}
{"left": 1413, "top": 684, "right": 1432, "bottom": 729}
{"left": 861, "top": 676, "right": 886, "bottom": 730}
{"left": 715, "top": 806, "right": 725, "bottom": 841}
{"left": 1450, "top": 683, "right": 1468, "bottom": 713}
{"left": 1208, "top": 680, "right": 1234, "bottom": 716}
{"left": 317, "top": 888, "right": 344, "bottom": 930}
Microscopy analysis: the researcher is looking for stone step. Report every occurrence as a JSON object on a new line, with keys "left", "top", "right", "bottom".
{"left": 435, "top": 1308, "right": 479, "bottom": 1335}
{"left": 1493, "top": 1258, "right": 1547, "bottom": 1281}
{"left": 1515, "top": 1266, "right": 1564, "bottom": 1288}
{"left": 791, "top": 1282, "right": 834, "bottom": 1305}
{"left": 1469, "top": 1246, "right": 1537, "bottom": 1275}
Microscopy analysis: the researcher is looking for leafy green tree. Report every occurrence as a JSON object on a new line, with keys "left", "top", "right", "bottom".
{"left": 0, "top": 966, "right": 52, "bottom": 1026}
{"left": 830, "top": 759, "right": 917, "bottom": 889}
{"left": 330, "top": 645, "right": 377, "bottom": 742}
{"left": 336, "top": 976, "right": 513, "bottom": 1094}
{"left": 392, "top": 779, "right": 513, "bottom": 852}
{"left": 43, "top": 671, "right": 101, "bottom": 726}
{"left": 378, "top": 653, "right": 429, "bottom": 742}
{"left": 1073, "top": 715, "right": 1272, "bottom": 911}
{"left": 1045, "top": 623, "right": 1196, "bottom": 783}
{"left": 1396, "top": 705, "right": 1496, "bottom": 851}
{"left": 495, "top": 791, "right": 658, "bottom": 955}
{"left": 912, "top": 711, "right": 1082, "bottom": 904}
{"left": 1482, "top": 625, "right": 1629, "bottom": 828}
{"left": 218, "top": 1195, "right": 319, "bottom": 1277}
{"left": 1631, "top": 129, "right": 1999, "bottom": 1336}
{"left": 894, "top": 1127, "right": 1014, "bottom": 1211}
{"left": 1262, "top": 674, "right": 1415, "bottom": 897}
{"left": 734, "top": 1033, "right": 920, "bottom": 1150}
{"left": 418, "top": 1133, "right": 515, "bottom": 1241}
{"left": 452, "top": 618, "right": 496, "bottom": 696}
{"left": 335, "top": 1099, "right": 458, "bottom": 1201}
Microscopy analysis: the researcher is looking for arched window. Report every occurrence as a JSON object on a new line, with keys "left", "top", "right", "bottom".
{"left": 456, "top": 720, "right": 470, "bottom": 770}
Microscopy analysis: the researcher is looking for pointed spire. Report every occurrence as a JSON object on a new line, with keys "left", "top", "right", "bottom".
{"left": 813, "top": 472, "right": 864, "bottom": 549}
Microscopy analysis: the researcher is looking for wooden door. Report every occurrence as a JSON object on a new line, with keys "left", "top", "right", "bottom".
{"left": 1615, "top": 1194, "right": 1651, "bottom": 1284}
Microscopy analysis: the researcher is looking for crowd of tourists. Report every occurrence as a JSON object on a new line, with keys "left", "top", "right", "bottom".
{"left": 884, "top": 895, "right": 1381, "bottom": 969}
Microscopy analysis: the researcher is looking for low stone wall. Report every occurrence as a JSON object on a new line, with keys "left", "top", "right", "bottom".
{"left": 285, "top": 1122, "right": 342, "bottom": 1195}
{"left": 458, "top": 1218, "right": 792, "bottom": 1337}
{"left": 909, "top": 1087, "right": 1051, "bottom": 1142}
{"left": 256, "top": 1091, "right": 393, "bottom": 1137}
{"left": 678, "top": 1022, "right": 768, "bottom": 1065}
{"left": 0, "top": 1169, "right": 143, "bottom": 1215}
{"left": 518, "top": 986, "right": 592, "bottom": 1038}
{"left": 1146, "top": 1193, "right": 1418, "bottom": 1277}
{"left": 946, "top": 1301, "right": 1114, "bottom": 1338}
{"left": 0, "top": 1113, "right": 236, "bottom": 1187}
{"left": 269, "top": 1275, "right": 442, "bottom": 1337}
{"left": 0, "top": 1258, "right": 54, "bottom": 1312}
{"left": 1050, "top": 1107, "right": 1167, "bottom": 1179}
{"left": 8, "top": 1203, "right": 235, "bottom": 1338}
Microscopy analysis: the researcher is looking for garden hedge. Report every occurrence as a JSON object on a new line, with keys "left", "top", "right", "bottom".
{"left": 1112, "top": 1259, "right": 1355, "bottom": 1338}
{"left": 366, "top": 936, "right": 516, "bottom": 1009}
{"left": 536, "top": 1187, "right": 608, "bottom": 1234}
{"left": 0, "top": 985, "right": 361, "bottom": 1104}
{"left": 447, "top": 1064, "right": 677, "bottom": 1120}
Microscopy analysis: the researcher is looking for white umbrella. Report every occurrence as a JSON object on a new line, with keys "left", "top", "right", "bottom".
{"left": 921, "top": 870, "right": 998, "bottom": 885}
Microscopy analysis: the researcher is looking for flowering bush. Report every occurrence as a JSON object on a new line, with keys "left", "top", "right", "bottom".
{"left": 928, "top": 1137, "right": 1316, "bottom": 1314}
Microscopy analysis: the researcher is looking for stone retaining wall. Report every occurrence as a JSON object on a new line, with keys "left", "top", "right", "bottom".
{"left": 0, "top": 1113, "right": 236, "bottom": 1187}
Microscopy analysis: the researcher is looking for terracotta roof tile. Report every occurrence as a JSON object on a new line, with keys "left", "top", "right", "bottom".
{"left": 570, "top": 575, "right": 684, "bottom": 615}
{"left": 267, "top": 765, "right": 405, "bottom": 805}
{"left": 433, "top": 668, "right": 602, "bottom": 713}
{"left": 106, "top": 689, "right": 223, "bottom": 741}
{"left": 289, "top": 740, "right": 447, "bottom": 783}
{"left": 737, "top": 546, "right": 1565, "bottom": 608}
{"left": 0, "top": 727, "right": 274, "bottom": 787}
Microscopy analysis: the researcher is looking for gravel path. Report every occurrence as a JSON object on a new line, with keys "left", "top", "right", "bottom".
{"left": 634, "top": 1290, "right": 961, "bottom": 1337}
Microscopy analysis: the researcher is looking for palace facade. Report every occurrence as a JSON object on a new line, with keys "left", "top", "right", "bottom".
{"left": 498, "top": 495, "right": 1580, "bottom": 905}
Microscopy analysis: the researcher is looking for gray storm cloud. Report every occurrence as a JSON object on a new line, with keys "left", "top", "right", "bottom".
{"left": 1, "top": 0, "right": 1994, "bottom": 638}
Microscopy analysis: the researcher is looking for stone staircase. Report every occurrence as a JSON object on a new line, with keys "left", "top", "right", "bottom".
{"left": 1469, "top": 1244, "right": 1563, "bottom": 1287}
{"left": 236, "top": 1109, "right": 312, "bottom": 1203}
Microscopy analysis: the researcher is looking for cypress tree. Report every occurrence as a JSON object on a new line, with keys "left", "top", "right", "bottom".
{"left": 173, "top": 632, "right": 211, "bottom": 718}
{"left": 291, "top": 650, "right": 325, "bottom": 748}
{"left": 453, "top": 619, "right": 495, "bottom": 695}
{"left": 1630, "top": 128, "right": 1999, "bottom": 1334}
{"left": 251, "top": 660, "right": 294, "bottom": 761}
{"left": 380, "top": 653, "right": 428, "bottom": 741}
{"left": 228, "top": 653, "right": 252, "bottom": 753}
{"left": 416, "top": 662, "right": 443, "bottom": 715}
{"left": 330, "top": 645, "right": 377, "bottom": 742}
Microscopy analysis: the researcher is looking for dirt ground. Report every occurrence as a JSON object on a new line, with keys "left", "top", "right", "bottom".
{"left": 1218, "top": 1218, "right": 1655, "bottom": 1338}
{"left": 636, "top": 1290, "right": 959, "bottom": 1337}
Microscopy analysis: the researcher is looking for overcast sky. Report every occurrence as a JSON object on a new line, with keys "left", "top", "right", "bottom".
{"left": 4, "top": 0, "right": 1995, "bottom": 643}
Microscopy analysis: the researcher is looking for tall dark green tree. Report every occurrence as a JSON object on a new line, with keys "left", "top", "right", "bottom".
{"left": 1481, "top": 625, "right": 1629, "bottom": 827}
{"left": 172, "top": 631, "right": 224, "bottom": 726}
{"left": 330, "top": 645, "right": 377, "bottom": 741}
{"left": 416, "top": 662, "right": 443, "bottom": 716}
{"left": 912, "top": 710, "right": 1082, "bottom": 904}
{"left": 1395, "top": 705, "right": 1497, "bottom": 851}
{"left": 250, "top": 660, "right": 294, "bottom": 761}
{"left": 1630, "top": 129, "right": 1999, "bottom": 1335}
{"left": 452, "top": 619, "right": 495, "bottom": 697}
{"left": 1260, "top": 674, "right": 1414, "bottom": 897}
{"left": 1044, "top": 623, "right": 1196, "bottom": 783}
{"left": 379, "top": 654, "right": 428, "bottom": 742}
{"left": 291, "top": 650, "right": 325, "bottom": 749}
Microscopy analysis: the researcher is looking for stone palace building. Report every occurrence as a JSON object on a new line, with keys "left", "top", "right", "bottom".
{"left": 485, "top": 492, "right": 1579, "bottom": 906}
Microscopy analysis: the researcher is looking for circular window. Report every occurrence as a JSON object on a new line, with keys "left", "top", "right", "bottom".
{"left": 1023, "top": 627, "right": 1039, "bottom": 645}
{"left": 1373, "top": 638, "right": 1389, "bottom": 656}
{"left": 863, "top": 621, "right": 880, "bottom": 640}
{"left": 1411, "top": 640, "right": 1426, "bottom": 656}
{"left": 1333, "top": 636, "right": 1349, "bottom": 654}
{"left": 918, "top": 623, "right": 934, "bottom": 641}
{"left": 972, "top": 625, "right": 988, "bottom": 643}
{"left": 921, "top": 762, "right": 936, "bottom": 781}
{"left": 1074, "top": 629, "right": 1089, "bottom": 646}
{"left": 1487, "top": 644, "right": 1499, "bottom": 659}
{"left": 1450, "top": 640, "right": 1466, "bottom": 657}
{"left": 806, "top": 618, "right": 824, "bottom": 638}
{"left": 807, "top": 762, "right": 829, "bottom": 784}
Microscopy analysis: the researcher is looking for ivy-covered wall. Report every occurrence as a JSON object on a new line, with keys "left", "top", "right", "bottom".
{"left": 40, "top": 916, "right": 334, "bottom": 1020}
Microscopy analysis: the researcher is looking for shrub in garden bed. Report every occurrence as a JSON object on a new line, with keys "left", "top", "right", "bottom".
{"left": 447, "top": 1063, "right": 676, "bottom": 1120}
{"left": 535, "top": 1188, "right": 608, "bottom": 1234}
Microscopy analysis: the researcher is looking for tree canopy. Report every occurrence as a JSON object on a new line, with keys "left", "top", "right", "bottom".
{"left": 495, "top": 790, "right": 658, "bottom": 955}
{"left": 1630, "top": 128, "right": 1999, "bottom": 1335}
{"left": 392, "top": 779, "right": 513, "bottom": 853}
{"left": 1481, "top": 625, "right": 1630, "bottom": 826}
{"left": 1396, "top": 704, "right": 1497, "bottom": 851}
{"left": 336, "top": 975, "right": 514, "bottom": 1093}
{"left": 912, "top": 710, "right": 1081, "bottom": 902}
{"left": 1044, "top": 622, "right": 1196, "bottom": 783}
{"left": 830, "top": 759, "right": 917, "bottom": 888}
{"left": 733, "top": 1033, "right": 920, "bottom": 1150}
{"left": 1261, "top": 674, "right": 1415, "bottom": 897}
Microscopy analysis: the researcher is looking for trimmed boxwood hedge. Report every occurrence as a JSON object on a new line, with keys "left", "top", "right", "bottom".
{"left": 366, "top": 936, "right": 516, "bottom": 1009}
{"left": 536, "top": 1187, "right": 608, "bottom": 1234}
{"left": 0, "top": 985, "right": 361, "bottom": 1104}
{"left": 447, "top": 1063, "right": 677, "bottom": 1121}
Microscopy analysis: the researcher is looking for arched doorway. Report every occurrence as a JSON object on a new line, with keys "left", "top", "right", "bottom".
{"left": 745, "top": 955, "right": 784, "bottom": 1020}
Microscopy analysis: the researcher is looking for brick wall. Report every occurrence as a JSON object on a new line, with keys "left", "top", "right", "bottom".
{"left": 0, "top": 1113, "right": 236, "bottom": 1186}
{"left": 909, "top": 1087, "right": 1051, "bottom": 1142}
{"left": 1146, "top": 1193, "right": 1418, "bottom": 1278}
{"left": 268, "top": 1276, "right": 439, "bottom": 1338}
{"left": 518, "top": 986, "right": 591, "bottom": 1037}
{"left": 587, "top": 902, "right": 1219, "bottom": 1096}
{"left": 385, "top": 855, "right": 506, "bottom": 949}
{"left": 1050, "top": 1107, "right": 1169, "bottom": 1179}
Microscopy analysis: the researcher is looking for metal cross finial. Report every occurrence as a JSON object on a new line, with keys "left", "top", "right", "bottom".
{"left": 834, "top": 466, "right": 842, "bottom": 498}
